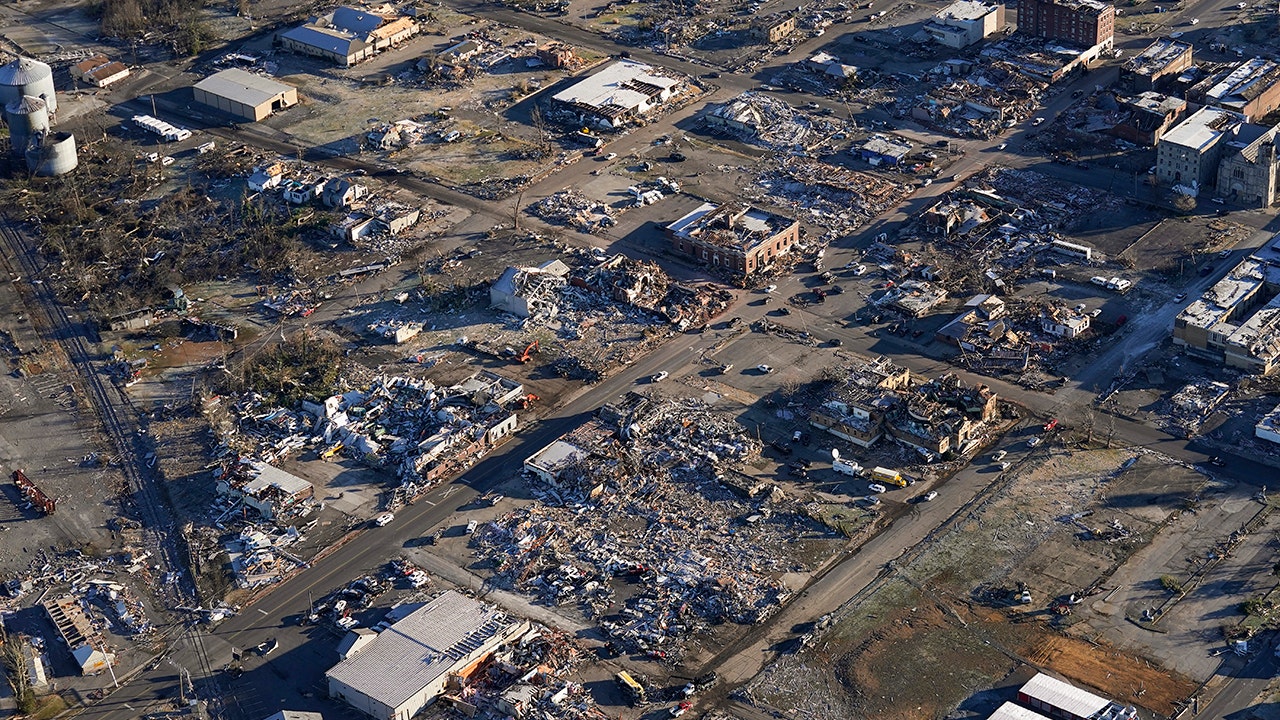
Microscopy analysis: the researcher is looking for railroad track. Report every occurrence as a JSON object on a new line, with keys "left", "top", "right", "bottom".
{"left": 0, "top": 216, "right": 193, "bottom": 608}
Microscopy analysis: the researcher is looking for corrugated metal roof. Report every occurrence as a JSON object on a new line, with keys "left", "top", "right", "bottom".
{"left": 1019, "top": 673, "right": 1110, "bottom": 719}
{"left": 989, "top": 702, "right": 1052, "bottom": 720}
{"left": 194, "top": 68, "right": 293, "bottom": 108}
{"left": 326, "top": 591, "right": 519, "bottom": 710}
{"left": 6, "top": 95, "right": 46, "bottom": 114}
{"left": 281, "top": 25, "right": 366, "bottom": 56}
{"left": 0, "top": 57, "right": 52, "bottom": 86}
{"left": 332, "top": 6, "right": 387, "bottom": 35}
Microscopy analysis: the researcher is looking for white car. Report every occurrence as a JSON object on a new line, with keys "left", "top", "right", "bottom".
{"left": 868, "top": 483, "right": 888, "bottom": 493}
{"left": 757, "top": 364, "right": 775, "bottom": 374}
{"left": 764, "top": 284, "right": 778, "bottom": 293}
{"left": 651, "top": 371, "right": 670, "bottom": 382}
{"left": 993, "top": 450, "right": 1008, "bottom": 462}
{"left": 922, "top": 491, "right": 938, "bottom": 502}
{"left": 1188, "top": 17, "right": 1198, "bottom": 23}
{"left": 999, "top": 461, "right": 1012, "bottom": 471}
{"left": 1027, "top": 437, "right": 1042, "bottom": 447}
{"left": 374, "top": 513, "right": 395, "bottom": 527}
{"left": 1173, "top": 293, "right": 1187, "bottom": 302}
{"left": 336, "top": 616, "right": 359, "bottom": 630}
{"left": 853, "top": 265, "right": 867, "bottom": 276}
{"left": 1033, "top": 117, "right": 1045, "bottom": 126}
{"left": 997, "top": 143, "right": 1007, "bottom": 150}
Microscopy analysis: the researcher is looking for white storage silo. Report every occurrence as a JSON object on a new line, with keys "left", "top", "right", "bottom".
{"left": 5, "top": 95, "right": 49, "bottom": 157}
{"left": 0, "top": 56, "right": 56, "bottom": 115}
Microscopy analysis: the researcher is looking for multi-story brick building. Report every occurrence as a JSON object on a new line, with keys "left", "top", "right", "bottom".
{"left": 1016, "top": 0, "right": 1114, "bottom": 49}
{"left": 666, "top": 201, "right": 800, "bottom": 277}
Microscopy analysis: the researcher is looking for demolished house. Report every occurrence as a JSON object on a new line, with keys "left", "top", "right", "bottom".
{"left": 1041, "top": 304, "right": 1092, "bottom": 338}
{"left": 43, "top": 596, "right": 115, "bottom": 675}
{"left": 704, "top": 93, "right": 813, "bottom": 149}
{"left": 491, "top": 260, "right": 571, "bottom": 319}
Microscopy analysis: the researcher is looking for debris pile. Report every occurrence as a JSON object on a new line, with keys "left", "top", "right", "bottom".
{"left": 225, "top": 526, "right": 307, "bottom": 589}
{"left": 473, "top": 399, "right": 829, "bottom": 656}
{"left": 759, "top": 157, "right": 911, "bottom": 233}
{"left": 705, "top": 92, "right": 815, "bottom": 149}
{"left": 529, "top": 191, "right": 616, "bottom": 233}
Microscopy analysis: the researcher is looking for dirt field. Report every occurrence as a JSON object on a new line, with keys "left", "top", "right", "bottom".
{"left": 747, "top": 446, "right": 1201, "bottom": 720}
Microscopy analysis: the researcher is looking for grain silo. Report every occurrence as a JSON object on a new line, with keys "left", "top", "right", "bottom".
{"left": 0, "top": 56, "right": 56, "bottom": 115}
{"left": 25, "top": 131, "right": 77, "bottom": 176}
{"left": 5, "top": 95, "right": 49, "bottom": 157}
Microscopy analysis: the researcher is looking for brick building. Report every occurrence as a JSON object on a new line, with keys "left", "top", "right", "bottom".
{"left": 1016, "top": 0, "right": 1114, "bottom": 49}
{"left": 666, "top": 202, "right": 799, "bottom": 277}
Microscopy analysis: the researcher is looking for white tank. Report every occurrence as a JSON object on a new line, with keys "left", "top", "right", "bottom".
{"left": 0, "top": 56, "right": 56, "bottom": 115}
{"left": 5, "top": 95, "right": 49, "bottom": 157}
{"left": 25, "top": 131, "right": 77, "bottom": 176}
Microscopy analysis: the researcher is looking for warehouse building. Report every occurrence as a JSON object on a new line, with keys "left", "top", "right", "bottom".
{"left": 327, "top": 591, "right": 529, "bottom": 720}
{"left": 551, "top": 59, "right": 683, "bottom": 129}
{"left": 1016, "top": 673, "right": 1137, "bottom": 720}
{"left": 193, "top": 69, "right": 297, "bottom": 122}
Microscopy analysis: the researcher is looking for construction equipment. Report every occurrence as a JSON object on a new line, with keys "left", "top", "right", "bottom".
{"left": 516, "top": 393, "right": 540, "bottom": 409}
{"left": 320, "top": 442, "right": 344, "bottom": 461}
{"left": 517, "top": 340, "right": 540, "bottom": 363}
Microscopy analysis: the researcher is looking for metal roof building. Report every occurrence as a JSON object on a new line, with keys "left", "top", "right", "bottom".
{"left": 552, "top": 59, "right": 682, "bottom": 128}
{"left": 1017, "top": 673, "right": 1137, "bottom": 720}
{"left": 193, "top": 69, "right": 298, "bottom": 122}
{"left": 989, "top": 702, "right": 1052, "bottom": 720}
{"left": 327, "top": 591, "right": 529, "bottom": 720}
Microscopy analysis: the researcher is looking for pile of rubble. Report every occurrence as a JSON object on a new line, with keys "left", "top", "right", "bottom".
{"left": 529, "top": 190, "right": 616, "bottom": 233}
{"left": 225, "top": 526, "right": 307, "bottom": 589}
{"left": 978, "top": 167, "right": 1122, "bottom": 229}
{"left": 1165, "top": 380, "right": 1231, "bottom": 435}
{"left": 759, "top": 157, "right": 911, "bottom": 233}
{"left": 456, "top": 626, "right": 596, "bottom": 719}
{"left": 473, "top": 399, "right": 829, "bottom": 656}
{"left": 705, "top": 92, "right": 816, "bottom": 150}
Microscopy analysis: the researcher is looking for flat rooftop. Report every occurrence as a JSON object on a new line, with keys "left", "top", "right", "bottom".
{"left": 1123, "top": 37, "right": 1192, "bottom": 77}
{"left": 935, "top": 0, "right": 999, "bottom": 21}
{"left": 666, "top": 202, "right": 797, "bottom": 252}
{"left": 1161, "top": 106, "right": 1243, "bottom": 151}
{"left": 194, "top": 68, "right": 293, "bottom": 106}
{"left": 326, "top": 591, "right": 520, "bottom": 709}
{"left": 1204, "top": 58, "right": 1280, "bottom": 108}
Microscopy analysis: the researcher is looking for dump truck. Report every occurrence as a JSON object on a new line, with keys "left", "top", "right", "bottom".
{"left": 870, "top": 466, "right": 906, "bottom": 487}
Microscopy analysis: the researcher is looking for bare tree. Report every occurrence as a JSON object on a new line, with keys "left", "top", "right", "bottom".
{"left": 1105, "top": 414, "right": 1116, "bottom": 449}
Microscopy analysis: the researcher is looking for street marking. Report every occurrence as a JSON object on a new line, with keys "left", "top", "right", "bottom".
{"left": 257, "top": 609, "right": 268, "bottom": 615}
{"left": 421, "top": 501, "right": 436, "bottom": 507}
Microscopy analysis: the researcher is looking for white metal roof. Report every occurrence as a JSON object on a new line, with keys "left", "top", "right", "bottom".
{"left": 989, "top": 701, "right": 1052, "bottom": 720}
{"left": 195, "top": 68, "right": 293, "bottom": 108}
{"left": 244, "top": 461, "right": 313, "bottom": 497}
{"left": 1019, "top": 673, "right": 1110, "bottom": 719}
{"left": 1161, "top": 106, "right": 1241, "bottom": 151}
{"left": 552, "top": 59, "right": 674, "bottom": 111}
{"left": 936, "top": 0, "right": 998, "bottom": 21}
{"left": 326, "top": 591, "right": 519, "bottom": 710}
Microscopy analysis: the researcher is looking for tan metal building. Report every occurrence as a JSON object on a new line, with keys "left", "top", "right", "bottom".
{"left": 193, "top": 68, "right": 297, "bottom": 122}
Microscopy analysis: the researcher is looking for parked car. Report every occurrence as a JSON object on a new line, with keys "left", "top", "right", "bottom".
{"left": 922, "top": 491, "right": 938, "bottom": 501}
{"left": 374, "top": 513, "right": 395, "bottom": 527}
{"left": 868, "top": 483, "right": 888, "bottom": 493}
{"left": 651, "top": 371, "right": 670, "bottom": 382}
{"left": 999, "top": 461, "right": 1012, "bottom": 471}
{"left": 993, "top": 450, "right": 1008, "bottom": 462}
{"left": 1027, "top": 437, "right": 1042, "bottom": 447}
{"left": 757, "top": 364, "right": 775, "bottom": 374}
{"left": 1173, "top": 293, "right": 1187, "bottom": 302}
{"left": 764, "top": 284, "right": 778, "bottom": 293}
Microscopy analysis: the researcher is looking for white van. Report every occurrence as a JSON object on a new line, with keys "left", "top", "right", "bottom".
{"left": 833, "top": 458, "right": 863, "bottom": 476}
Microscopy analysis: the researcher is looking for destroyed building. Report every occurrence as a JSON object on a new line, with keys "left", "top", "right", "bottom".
{"left": 43, "top": 595, "right": 115, "bottom": 675}
{"left": 809, "top": 357, "right": 998, "bottom": 457}
{"left": 924, "top": 0, "right": 1005, "bottom": 48}
{"left": 1190, "top": 57, "right": 1280, "bottom": 123}
{"left": 1016, "top": 0, "right": 1114, "bottom": 50}
{"left": 1041, "top": 304, "right": 1092, "bottom": 338}
{"left": 550, "top": 59, "right": 683, "bottom": 129}
{"left": 1255, "top": 402, "right": 1280, "bottom": 444}
{"left": 323, "top": 178, "right": 368, "bottom": 208}
{"left": 1173, "top": 233, "right": 1280, "bottom": 374}
{"left": 881, "top": 280, "right": 949, "bottom": 318}
{"left": 923, "top": 198, "right": 995, "bottom": 237}
{"left": 704, "top": 93, "right": 813, "bottom": 149}
{"left": 327, "top": 591, "right": 531, "bottom": 720}
{"left": 490, "top": 260, "right": 570, "bottom": 319}
{"left": 936, "top": 294, "right": 1010, "bottom": 348}
{"left": 860, "top": 135, "right": 913, "bottom": 166}
{"left": 536, "top": 42, "right": 580, "bottom": 70}
{"left": 1119, "top": 38, "right": 1193, "bottom": 93}
{"left": 666, "top": 201, "right": 800, "bottom": 277}
{"left": 751, "top": 15, "right": 797, "bottom": 43}
{"left": 215, "top": 460, "right": 316, "bottom": 520}
{"left": 803, "top": 52, "right": 858, "bottom": 81}
{"left": 280, "top": 6, "right": 419, "bottom": 66}
{"left": 1108, "top": 92, "right": 1187, "bottom": 146}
